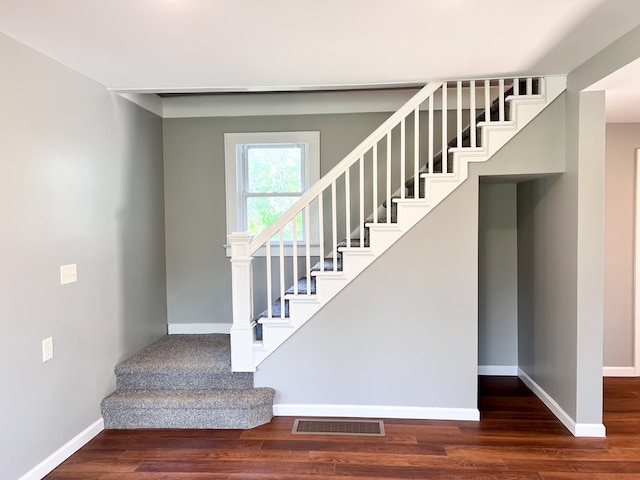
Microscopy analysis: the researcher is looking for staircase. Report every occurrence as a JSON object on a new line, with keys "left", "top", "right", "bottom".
{"left": 229, "top": 76, "right": 566, "bottom": 372}
{"left": 101, "top": 334, "right": 275, "bottom": 429}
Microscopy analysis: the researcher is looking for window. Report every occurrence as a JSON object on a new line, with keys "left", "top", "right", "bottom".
{"left": 225, "top": 132, "right": 320, "bottom": 254}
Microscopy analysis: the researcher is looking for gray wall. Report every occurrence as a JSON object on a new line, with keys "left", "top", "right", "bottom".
{"left": 475, "top": 105, "right": 637, "bottom": 374}
{"left": 604, "top": 123, "right": 639, "bottom": 368}
{"left": 478, "top": 183, "right": 518, "bottom": 367}
{"left": 254, "top": 90, "right": 568, "bottom": 411}
{"left": 514, "top": 22, "right": 640, "bottom": 427}
{"left": 0, "top": 33, "right": 167, "bottom": 479}
{"left": 163, "top": 113, "right": 389, "bottom": 325}
{"left": 517, "top": 91, "right": 605, "bottom": 426}
{"left": 473, "top": 93, "right": 566, "bottom": 370}
{"left": 566, "top": 26, "right": 640, "bottom": 425}
{"left": 255, "top": 178, "right": 480, "bottom": 411}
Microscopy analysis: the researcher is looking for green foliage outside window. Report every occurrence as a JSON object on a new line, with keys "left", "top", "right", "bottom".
{"left": 245, "top": 145, "right": 305, "bottom": 241}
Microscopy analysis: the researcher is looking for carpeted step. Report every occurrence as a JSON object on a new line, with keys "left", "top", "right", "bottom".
{"left": 101, "top": 387, "right": 275, "bottom": 429}
{"left": 114, "top": 334, "right": 252, "bottom": 390}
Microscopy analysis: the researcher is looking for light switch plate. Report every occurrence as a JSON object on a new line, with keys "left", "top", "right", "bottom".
{"left": 60, "top": 264, "right": 77, "bottom": 285}
{"left": 42, "top": 337, "right": 54, "bottom": 362}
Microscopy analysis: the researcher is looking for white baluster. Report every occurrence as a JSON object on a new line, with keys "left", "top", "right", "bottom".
{"left": 470, "top": 80, "right": 476, "bottom": 148}
{"left": 373, "top": 145, "right": 378, "bottom": 223}
{"left": 229, "top": 232, "right": 255, "bottom": 371}
{"left": 400, "top": 119, "right": 406, "bottom": 199}
{"left": 456, "top": 81, "right": 462, "bottom": 148}
{"left": 345, "top": 168, "right": 351, "bottom": 247}
{"left": 514, "top": 77, "right": 519, "bottom": 96}
{"left": 428, "top": 94, "right": 434, "bottom": 175}
{"left": 292, "top": 219, "right": 298, "bottom": 295}
{"left": 386, "top": 132, "right": 391, "bottom": 222}
{"left": 499, "top": 79, "right": 505, "bottom": 122}
{"left": 305, "top": 205, "right": 311, "bottom": 295}
{"left": 527, "top": 77, "right": 533, "bottom": 95}
{"left": 332, "top": 181, "right": 337, "bottom": 271}
{"left": 359, "top": 156, "right": 364, "bottom": 245}
{"left": 318, "top": 192, "right": 324, "bottom": 271}
{"left": 266, "top": 239, "right": 272, "bottom": 319}
{"left": 279, "top": 230, "right": 285, "bottom": 319}
{"left": 414, "top": 107, "right": 419, "bottom": 198}
{"left": 484, "top": 79, "right": 491, "bottom": 123}
{"left": 442, "top": 82, "right": 448, "bottom": 174}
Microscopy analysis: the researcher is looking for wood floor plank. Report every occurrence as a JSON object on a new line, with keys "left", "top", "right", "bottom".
{"left": 135, "top": 459, "right": 336, "bottom": 475}
{"left": 504, "top": 459, "right": 640, "bottom": 474}
{"left": 309, "top": 450, "right": 507, "bottom": 469}
{"left": 260, "top": 439, "right": 435, "bottom": 454}
{"left": 120, "top": 447, "right": 309, "bottom": 462}
{"left": 97, "top": 474, "right": 229, "bottom": 480}
{"left": 445, "top": 445, "right": 627, "bottom": 461}
{"left": 43, "top": 377, "right": 640, "bottom": 479}
{"left": 335, "top": 463, "right": 543, "bottom": 479}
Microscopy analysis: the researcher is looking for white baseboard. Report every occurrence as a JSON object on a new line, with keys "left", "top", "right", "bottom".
{"left": 603, "top": 366, "right": 636, "bottom": 377}
{"left": 273, "top": 404, "right": 480, "bottom": 421}
{"left": 518, "top": 369, "right": 606, "bottom": 438}
{"left": 478, "top": 365, "right": 518, "bottom": 376}
{"left": 18, "top": 418, "right": 104, "bottom": 480}
{"left": 168, "top": 323, "right": 232, "bottom": 334}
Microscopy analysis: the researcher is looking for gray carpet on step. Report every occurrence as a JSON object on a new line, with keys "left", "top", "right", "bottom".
{"left": 101, "top": 334, "right": 274, "bottom": 429}
{"left": 101, "top": 387, "right": 275, "bottom": 429}
{"left": 115, "top": 334, "right": 253, "bottom": 390}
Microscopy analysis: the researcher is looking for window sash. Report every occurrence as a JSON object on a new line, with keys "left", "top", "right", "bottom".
{"left": 238, "top": 142, "right": 309, "bottom": 237}
{"left": 224, "top": 131, "right": 320, "bottom": 257}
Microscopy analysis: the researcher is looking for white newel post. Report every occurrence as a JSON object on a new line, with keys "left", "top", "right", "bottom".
{"left": 228, "top": 232, "right": 256, "bottom": 372}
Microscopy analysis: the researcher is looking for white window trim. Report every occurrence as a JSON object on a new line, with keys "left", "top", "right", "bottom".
{"left": 224, "top": 131, "right": 320, "bottom": 257}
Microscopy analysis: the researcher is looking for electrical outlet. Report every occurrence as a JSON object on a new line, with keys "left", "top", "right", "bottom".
{"left": 60, "top": 264, "right": 77, "bottom": 285}
{"left": 42, "top": 337, "right": 54, "bottom": 362}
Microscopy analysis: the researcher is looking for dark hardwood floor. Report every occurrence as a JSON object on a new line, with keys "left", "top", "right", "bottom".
{"left": 45, "top": 376, "right": 640, "bottom": 479}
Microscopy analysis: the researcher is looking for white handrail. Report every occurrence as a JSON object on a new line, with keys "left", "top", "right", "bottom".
{"left": 247, "top": 82, "right": 444, "bottom": 254}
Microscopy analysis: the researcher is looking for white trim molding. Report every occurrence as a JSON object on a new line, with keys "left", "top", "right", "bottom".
{"left": 478, "top": 365, "right": 518, "bottom": 376}
{"left": 635, "top": 149, "right": 640, "bottom": 376}
{"left": 168, "top": 323, "right": 232, "bottom": 334}
{"left": 518, "top": 369, "right": 606, "bottom": 438}
{"left": 603, "top": 366, "right": 637, "bottom": 377}
{"left": 117, "top": 92, "right": 163, "bottom": 117}
{"left": 18, "top": 418, "right": 103, "bottom": 480}
{"left": 273, "top": 404, "right": 480, "bottom": 421}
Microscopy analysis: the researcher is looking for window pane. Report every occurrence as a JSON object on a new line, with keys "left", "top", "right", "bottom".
{"left": 247, "top": 146, "right": 302, "bottom": 193}
{"left": 247, "top": 196, "right": 303, "bottom": 241}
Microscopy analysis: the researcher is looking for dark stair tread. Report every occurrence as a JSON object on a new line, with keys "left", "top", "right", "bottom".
{"left": 336, "top": 238, "right": 369, "bottom": 249}
{"left": 286, "top": 276, "right": 316, "bottom": 295}
{"left": 311, "top": 257, "right": 343, "bottom": 272}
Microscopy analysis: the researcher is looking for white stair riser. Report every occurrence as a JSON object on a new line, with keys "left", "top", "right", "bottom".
{"left": 340, "top": 251, "right": 377, "bottom": 277}
{"left": 313, "top": 275, "right": 351, "bottom": 300}
{"left": 393, "top": 202, "right": 433, "bottom": 229}
{"left": 368, "top": 228, "right": 405, "bottom": 253}
{"left": 287, "top": 299, "right": 322, "bottom": 321}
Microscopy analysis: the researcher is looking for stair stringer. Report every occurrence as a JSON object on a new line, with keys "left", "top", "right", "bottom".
{"left": 253, "top": 75, "right": 567, "bottom": 367}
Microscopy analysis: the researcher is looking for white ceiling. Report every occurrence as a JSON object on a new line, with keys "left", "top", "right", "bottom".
{"left": 587, "top": 57, "right": 640, "bottom": 123}
{"left": 1, "top": 0, "right": 640, "bottom": 119}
